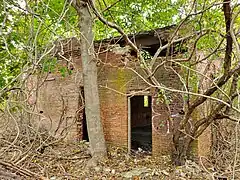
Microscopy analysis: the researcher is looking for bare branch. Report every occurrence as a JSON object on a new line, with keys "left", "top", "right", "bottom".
{"left": 223, "top": 0, "right": 233, "bottom": 74}
{"left": 100, "top": 0, "right": 122, "bottom": 14}
{"left": 230, "top": 7, "right": 240, "bottom": 61}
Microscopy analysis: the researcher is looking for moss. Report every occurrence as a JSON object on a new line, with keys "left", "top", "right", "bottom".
{"left": 99, "top": 67, "right": 129, "bottom": 104}
{"left": 115, "top": 69, "right": 127, "bottom": 91}
{"left": 189, "top": 109, "right": 200, "bottom": 158}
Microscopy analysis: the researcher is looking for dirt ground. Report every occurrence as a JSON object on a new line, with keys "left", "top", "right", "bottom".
{"left": 0, "top": 141, "right": 221, "bottom": 179}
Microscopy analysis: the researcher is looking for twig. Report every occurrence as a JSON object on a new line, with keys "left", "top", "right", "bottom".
{"left": 0, "top": 160, "right": 47, "bottom": 179}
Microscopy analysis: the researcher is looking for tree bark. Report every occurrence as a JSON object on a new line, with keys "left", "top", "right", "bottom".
{"left": 172, "top": 136, "right": 192, "bottom": 166}
{"left": 77, "top": 0, "right": 107, "bottom": 161}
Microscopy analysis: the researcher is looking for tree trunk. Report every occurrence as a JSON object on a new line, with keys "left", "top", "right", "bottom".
{"left": 173, "top": 134, "right": 192, "bottom": 166}
{"left": 78, "top": 0, "right": 107, "bottom": 161}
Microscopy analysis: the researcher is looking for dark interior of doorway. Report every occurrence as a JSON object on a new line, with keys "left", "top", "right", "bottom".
{"left": 82, "top": 109, "right": 89, "bottom": 141}
{"left": 130, "top": 96, "right": 152, "bottom": 152}
{"left": 80, "top": 87, "right": 89, "bottom": 142}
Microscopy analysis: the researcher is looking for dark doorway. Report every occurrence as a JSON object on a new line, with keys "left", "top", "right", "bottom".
{"left": 82, "top": 109, "right": 89, "bottom": 141}
{"left": 130, "top": 96, "right": 152, "bottom": 151}
{"left": 79, "top": 87, "right": 89, "bottom": 142}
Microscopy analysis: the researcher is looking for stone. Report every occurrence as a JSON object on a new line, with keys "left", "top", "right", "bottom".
{"left": 111, "top": 169, "right": 116, "bottom": 174}
{"left": 94, "top": 166, "right": 102, "bottom": 172}
{"left": 122, "top": 168, "right": 149, "bottom": 179}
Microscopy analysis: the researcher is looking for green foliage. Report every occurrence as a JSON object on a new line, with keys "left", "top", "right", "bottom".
{"left": 0, "top": 0, "right": 78, "bottom": 89}
{"left": 157, "top": 89, "right": 172, "bottom": 105}
{"left": 141, "top": 50, "right": 152, "bottom": 60}
{"left": 59, "top": 66, "right": 69, "bottom": 77}
{"left": 0, "top": 0, "right": 187, "bottom": 89}
{"left": 189, "top": 71, "right": 199, "bottom": 93}
{"left": 42, "top": 57, "right": 57, "bottom": 73}
{"left": 0, "top": 0, "right": 237, "bottom": 101}
{"left": 94, "top": 0, "right": 185, "bottom": 40}
{"left": 42, "top": 57, "right": 72, "bottom": 77}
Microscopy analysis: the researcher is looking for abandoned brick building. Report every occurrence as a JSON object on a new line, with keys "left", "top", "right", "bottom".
{"left": 28, "top": 25, "right": 211, "bottom": 157}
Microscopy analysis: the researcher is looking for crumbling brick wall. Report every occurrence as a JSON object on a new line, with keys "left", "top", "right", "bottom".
{"left": 97, "top": 48, "right": 183, "bottom": 154}
{"left": 30, "top": 38, "right": 184, "bottom": 155}
{"left": 27, "top": 71, "right": 83, "bottom": 142}
{"left": 30, "top": 44, "right": 184, "bottom": 156}
{"left": 195, "top": 54, "right": 222, "bottom": 158}
{"left": 151, "top": 66, "right": 183, "bottom": 155}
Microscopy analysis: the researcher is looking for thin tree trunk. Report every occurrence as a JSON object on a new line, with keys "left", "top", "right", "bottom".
{"left": 77, "top": 0, "right": 107, "bottom": 162}
{"left": 173, "top": 134, "right": 192, "bottom": 166}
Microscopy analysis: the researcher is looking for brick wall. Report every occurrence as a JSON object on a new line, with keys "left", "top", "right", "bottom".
{"left": 97, "top": 51, "right": 184, "bottom": 154}
{"left": 26, "top": 37, "right": 219, "bottom": 160}
{"left": 27, "top": 71, "right": 83, "bottom": 142}
{"left": 151, "top": 66, "right": 183, "bottom": 155}
{"left": 32, "top": 41, "right": 184, "bottom": 155}
{"left": 195, "top": 54, "right": 222, "bottom": 157}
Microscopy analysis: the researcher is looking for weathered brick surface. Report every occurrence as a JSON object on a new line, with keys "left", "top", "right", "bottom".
{"left": 151, "top": 67, "right": 183, "bottom": 155}
{"left": 194, "top": 55, "right": 221, "bottom": 157}
{"left": 27, "top": 71, "right": 83, "bottom": 142}
{"left": 32, "top": 42, "right": 191, "bottom": 156}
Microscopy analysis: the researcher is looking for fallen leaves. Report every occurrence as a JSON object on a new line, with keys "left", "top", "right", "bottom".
{"left": 0, "top": 141, "right": 214, "bottom": 179}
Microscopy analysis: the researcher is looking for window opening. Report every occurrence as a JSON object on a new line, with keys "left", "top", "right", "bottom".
{"left": 144, "top": 95, "right": 149, "bottom": 107}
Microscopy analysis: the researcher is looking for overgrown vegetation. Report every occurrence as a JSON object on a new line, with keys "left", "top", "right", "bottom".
{"left": 1, "top": 0, "right": 240, "bottom": 179}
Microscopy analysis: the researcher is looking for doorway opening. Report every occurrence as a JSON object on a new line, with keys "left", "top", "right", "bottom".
{"left": 79, "top": 87, "right": 89, "bottom": 142}
{"left": 82, "top": 109, "right": 89, "bottom": 141}
{"left": 129, "top": 95, "right": 152, "bottom": 152}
